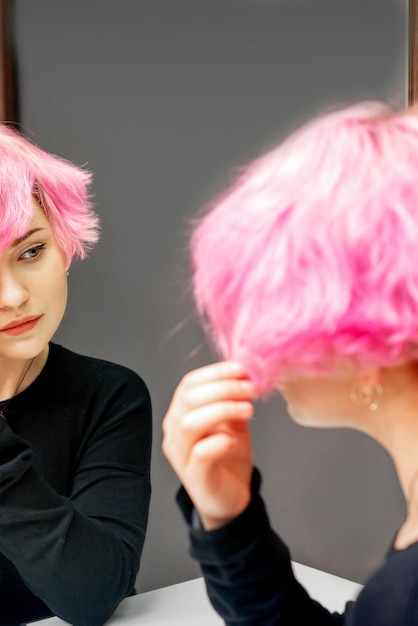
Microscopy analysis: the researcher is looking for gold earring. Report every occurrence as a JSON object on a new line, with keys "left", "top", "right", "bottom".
{"left": 349, "top": 383, "right": 383, "bottom": 411}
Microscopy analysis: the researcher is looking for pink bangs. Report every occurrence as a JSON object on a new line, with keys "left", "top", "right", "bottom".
{"left": 191, "top": 102, "right": 418, "bottom": 393}
{"left": 0, "top": 125, "right": 99, "bottom": 264}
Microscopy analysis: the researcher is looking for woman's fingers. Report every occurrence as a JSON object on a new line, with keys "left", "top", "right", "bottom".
{"left": 181, "top": 379, "right": 257, "bottom": 409}
{"left": 162, "top": 399, "right": 252, "bottom": 469}
{"left": 191, "top": 430, "right": 246, "bottom": 462}
{"left": 162, "top": 362, "right": 256, "bottom": 476}
{"left": 181, "top": 399, "right": 254, "bottom": 430}
{"left": 180, "top": 361, "right": 248, "bottom": 387}
{"left": 162, "top": 362, "right": 256, "bottom": 528}
{"left": 163, "top": 361, "right": 257, "bottom": 448}
{"left": 169, "top": 362, "right": 258, "bottom": 414}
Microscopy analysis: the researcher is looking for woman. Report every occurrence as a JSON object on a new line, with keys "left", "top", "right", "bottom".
{"left": 0, "top": 126, "right": 152, "bottom": 626}
{"left": 162, "top": 102, "right": 418, "bottom": 624}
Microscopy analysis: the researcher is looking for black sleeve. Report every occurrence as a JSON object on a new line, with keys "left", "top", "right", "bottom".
{"left": 0, "top": 372, "right": 152, "bottom": 626}
{"left": 177, "top": 469, "right": 349, "bottom": 626}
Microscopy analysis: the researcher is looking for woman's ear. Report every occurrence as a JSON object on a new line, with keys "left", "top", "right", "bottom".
{"left": 358, "top": 368, "right": 381, "bottom": 391}
{"left": 350, "top": 368, "right": 383, "bottom": 411}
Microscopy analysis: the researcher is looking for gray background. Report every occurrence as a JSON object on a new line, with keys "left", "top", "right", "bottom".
{"left": 13, "top": 0, "right": 407, "bottom": 593}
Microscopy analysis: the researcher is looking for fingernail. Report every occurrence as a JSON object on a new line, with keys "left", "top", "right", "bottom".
{"left": 238, "top": 402, "right": 254, "bottom": 416}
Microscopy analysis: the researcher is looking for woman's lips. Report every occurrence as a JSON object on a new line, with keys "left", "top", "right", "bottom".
{"left": 0, "top": 316, "right": 42, "bottom": 336}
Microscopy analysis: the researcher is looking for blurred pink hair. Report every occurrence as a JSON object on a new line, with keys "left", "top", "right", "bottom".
{"left": 191, "top": 101, "right": 418, "bottom": 392}
{"left": 0, "top": 125, "right": 99, "bottom": 265}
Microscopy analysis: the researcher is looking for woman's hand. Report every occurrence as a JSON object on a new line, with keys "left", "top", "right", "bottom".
{"left": 162, "top": 361, "right": 258, "bottom": 530}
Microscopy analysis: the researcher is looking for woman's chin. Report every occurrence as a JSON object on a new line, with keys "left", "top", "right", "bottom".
{"left": 286, "top": 403, "right": 325, "bottom": 428}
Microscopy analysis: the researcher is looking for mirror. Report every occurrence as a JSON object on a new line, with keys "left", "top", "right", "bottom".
{"left": 1, "top": 0, "right": 412, "bottom": 594}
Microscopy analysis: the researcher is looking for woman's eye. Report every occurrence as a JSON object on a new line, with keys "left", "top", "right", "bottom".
{"left": 19, "top": 243, "right": 46, "bottom": 260}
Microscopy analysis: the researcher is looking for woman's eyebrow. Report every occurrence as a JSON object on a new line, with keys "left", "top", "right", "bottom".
{"left": 12, "top": 228, "right": 45, "bottom": 247}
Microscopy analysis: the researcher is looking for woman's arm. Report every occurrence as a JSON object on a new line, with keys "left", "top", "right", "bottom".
{"left": 163, "top": 362, "right": 348, "bottom": 625}
{"left": 178, "top": 470, "right": 347, "bottom": 626}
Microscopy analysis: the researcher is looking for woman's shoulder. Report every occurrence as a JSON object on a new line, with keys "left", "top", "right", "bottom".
{"left": 349, "top": 539, "right": 418, "bottom": 625}
{"left": 48, "top": 342, "right": 150, "bottom": 394}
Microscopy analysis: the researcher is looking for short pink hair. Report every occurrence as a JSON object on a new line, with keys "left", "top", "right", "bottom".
{"left": 0, "top": 124, "right": 99, "bottom": 264}
{"left": 191, "top": 101, "right": 418, "bottom": 392}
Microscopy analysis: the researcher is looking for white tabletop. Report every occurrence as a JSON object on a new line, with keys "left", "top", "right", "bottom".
{"left": 36, "top": 562, "right": 362, "bottom": 625}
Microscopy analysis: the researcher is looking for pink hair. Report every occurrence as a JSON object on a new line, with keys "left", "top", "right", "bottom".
{"left": 0, "top": 125, "right": 99, "bottom": 265}
{"left": 191, "top": 101, "right": 418, "bottom": 392}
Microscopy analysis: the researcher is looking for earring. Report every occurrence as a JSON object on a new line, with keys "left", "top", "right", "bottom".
{"left": 349, "top": 383, "right": 383, "bottom": 411}
{"left": 66, "top": 271, "right": 70, "bottom": 277}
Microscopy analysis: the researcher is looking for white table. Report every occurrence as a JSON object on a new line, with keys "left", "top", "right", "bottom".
{"left": 36, "top": 562, "right": 363, "bottom": 625}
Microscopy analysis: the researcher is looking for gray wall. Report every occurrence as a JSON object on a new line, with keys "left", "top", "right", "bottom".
{"left": 13, "top": 0, "right": 407, "bottom": 592}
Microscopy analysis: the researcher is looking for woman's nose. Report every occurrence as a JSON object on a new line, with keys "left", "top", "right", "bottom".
{"left": 0, "top": 271, "right": 30, "bottom": 309}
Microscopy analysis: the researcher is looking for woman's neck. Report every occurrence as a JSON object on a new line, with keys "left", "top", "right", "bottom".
{"left": 0, "top": 346, "right": 49, "bottom": 400}
{"left": 371, "top": 364, "right": 418, "bottom": 548}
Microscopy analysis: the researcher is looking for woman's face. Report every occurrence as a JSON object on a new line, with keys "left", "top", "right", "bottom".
{"left": 0, "top": 202, "right": 67, "bottom": 363}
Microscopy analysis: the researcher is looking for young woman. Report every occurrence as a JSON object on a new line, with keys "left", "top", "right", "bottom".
{"left": 162, "top": 102, "right": 418, "bottom": 625}
{"left": 0, "top": 126, "right": 152, "bottom": 626}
